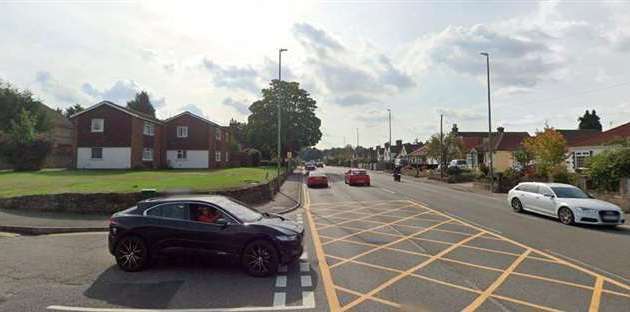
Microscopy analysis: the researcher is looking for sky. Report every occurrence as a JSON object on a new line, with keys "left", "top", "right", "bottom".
{"left": 2, "top": 0, "right": 630, "bottom": 149}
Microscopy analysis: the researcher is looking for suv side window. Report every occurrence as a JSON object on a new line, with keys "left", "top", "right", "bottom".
{"left": 146, "top": 203, "right": 190, "bottom": 220}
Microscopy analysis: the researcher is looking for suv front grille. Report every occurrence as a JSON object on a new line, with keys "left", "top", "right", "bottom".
{"left": 599, "top": 210, "right": 620, "bottom": 222}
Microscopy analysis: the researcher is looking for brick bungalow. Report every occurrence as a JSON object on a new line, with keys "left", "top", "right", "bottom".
{"left": 567, "top": 122, "right": 630, "bottom": 172}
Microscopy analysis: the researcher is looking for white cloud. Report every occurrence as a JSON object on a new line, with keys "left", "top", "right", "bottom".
{"left": 222, "top": 97, "right": 250, "bottom": 115}
{"left": 202, "top": 58, "right": 260, "bottom": 94}
{"left": 33, "top": 71, "right": 90, "bottom": 107}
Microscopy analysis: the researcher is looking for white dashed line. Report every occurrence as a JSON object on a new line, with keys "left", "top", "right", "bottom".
{"left": 380, "top": 187, "right": 396, "bottom": 194}
{"left": 300, "top": 275, "right": 312, "bottom": 287}
{"left": 272, "top": 292, "right": 286, "bottom": 307}
{"left": 302, "top": 291, "right": 315, "bottom": 307}
{"left": 299, "top": 262, "right": 310, "bottom": 272}
{"left": 275, "top": 275, "right": 287, "bottom": 288}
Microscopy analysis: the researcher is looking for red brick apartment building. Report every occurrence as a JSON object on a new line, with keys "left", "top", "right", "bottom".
{"left": 70, "top": 101, "right": 233, "bottom": 169}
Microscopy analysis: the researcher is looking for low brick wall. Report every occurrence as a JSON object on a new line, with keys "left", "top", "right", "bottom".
{"left": 588, "top": 191, "right": 630, "bottom": 213}
{"left": 0, "top": 173, "right": 290, "bottom": 214}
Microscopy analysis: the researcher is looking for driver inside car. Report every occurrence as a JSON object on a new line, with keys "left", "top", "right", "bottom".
{"left": 196, "top": 206, "right": 220, "bottom": 224}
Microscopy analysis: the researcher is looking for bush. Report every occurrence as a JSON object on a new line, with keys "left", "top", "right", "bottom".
{"left": 550, "top": 165, "right": 579, "bottom": 185}
{"left": 496, "top": 168, "right": 523, "bottom": 192}
{"left": 478, "top": 163, "right": 489, "bottom": 176}
{"left": 0, "top": 139, "right": 51, "bottom": 171}
{"left": 447, "top": 170, "right": 475, "bottom": 183}
{"left": 588, "top": 147, "right": 630, "bottom": 191}
{"left": 446, "top": 166, "right": 462, "bottom": 176}
{"left": 247, "top": 149, "right": 262, "bottom": 167}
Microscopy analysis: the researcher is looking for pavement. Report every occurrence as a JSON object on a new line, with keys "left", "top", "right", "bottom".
{"left": 254, "top": 173, "right": 303, "bottom": 214}
{"left": 0, "top": 173, "right": 303, "bottom": 235}
{"left": 1, "top": 166, "right": 630, "bottom": 311}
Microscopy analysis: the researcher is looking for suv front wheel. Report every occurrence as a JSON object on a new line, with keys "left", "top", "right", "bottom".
{"left": 242, "top": 240, "right": 279, "bottom": 277}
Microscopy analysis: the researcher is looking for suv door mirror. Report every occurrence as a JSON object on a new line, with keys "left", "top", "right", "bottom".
{"left": 215, "top": 218, "right": 229, "bottom": 227}
{"left": 543, "top": 193, "right": 555, "bottom": 199}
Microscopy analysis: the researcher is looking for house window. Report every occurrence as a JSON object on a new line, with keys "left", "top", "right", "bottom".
{"left": 177, "top": 126, "right": 188, "bottom": 138}
{"left": 91, "top": 147, "right": 103, "bottom": 159}
{"left": 143, "top": 148, "right": 153, "bottom": 161}
{"left": 177, "top": 150, "right": 187, "bottom": 160}
{"left": 216, "top": 129, "right": 222, "bottom": 141}
{"left": 215, "top": 151, "right": 221, "bottom": 162}
{"left": 225, "top": 152, "right": 229, "bottom": 162}
{"left": 575, "top": 151, "right": 592, "bottom": 169}
{"left": 91, "top": 119, "right": 104, "bottom": 133}
{"left": 144, "top": 122, "right": 155, "bottom": 136}
{"left": 226, "top": 132, "right": 230, "bottom": 142}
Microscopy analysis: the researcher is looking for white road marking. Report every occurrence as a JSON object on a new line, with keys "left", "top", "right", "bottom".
{"left": 302, "top": 291, "right": 315, "bottom": 307}
{"left": 275, "top": 275, "right": 287, "bottom": 288}
{"left": 277, "top": 265, "right": 288, "bottom": 273}
{"left": 380, "top": 187, "right": 396, "bottom": 194}
{"left": 48, "top": 303, "right": 317, "bottom": 312}
{"left": 272, "top": 292, "right": 286, "bottom": 307}
{"left": 299, "top": 262, "right": 310, "bottom": 272}
{"left": 300, "top": 275, "right": 312, "bottom": 287}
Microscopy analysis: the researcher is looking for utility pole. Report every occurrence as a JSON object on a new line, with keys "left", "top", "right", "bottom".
{"left": 481, "top": 52, "right": 493, "bottom": 191}
{"left": 440, "top": 114, "right": 444, "bottom": 179}
{"left": 277, "top": 48, "right": 287, "bottom": 180}
{"left": 387, "top": 108, "right": 392, "bottom": 168}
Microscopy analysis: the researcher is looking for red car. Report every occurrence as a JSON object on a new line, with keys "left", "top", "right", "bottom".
{"left": 307, "top": 172, "right": 328, "bottom": 188}
{"left": 345, "top": 169, "right": 370, "bottom": 186}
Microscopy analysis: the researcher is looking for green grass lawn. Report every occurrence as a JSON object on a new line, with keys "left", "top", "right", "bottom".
{"left": 0, "top": 167, "right": 280, "bottom": 197}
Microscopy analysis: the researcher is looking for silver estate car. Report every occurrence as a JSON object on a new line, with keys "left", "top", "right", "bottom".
{"left": 508, "top": 182, "right": 626, "bottom": 226}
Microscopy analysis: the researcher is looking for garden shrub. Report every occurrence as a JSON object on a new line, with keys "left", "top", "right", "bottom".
{"left": 588, "top": 147, "right": 630, "bottom": 192}
{"left": 0, "top": 139, "right": 51, "bottom": 171}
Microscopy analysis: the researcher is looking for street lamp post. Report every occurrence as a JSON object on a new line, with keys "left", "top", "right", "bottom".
{"left": 387, "top": 108, "right": 392, "bottom": 168}
{"left": 481, "top": 52, "right": 494, "bottom": 191}
{"left": 277, "top": 48, "right": 287, "bottom": 181}
{"left": 440, "top": 114, "right": 444, "bottom": 179}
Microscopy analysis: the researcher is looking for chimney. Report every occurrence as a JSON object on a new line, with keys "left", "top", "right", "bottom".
{"left": 452, "top": 123, "right": 459, "bottom": 135}
{"left": 396, "top": 140, "right": 402, "bottom": 147}
{"left": 497, "top": 126, "right": 505, "bottom": 133}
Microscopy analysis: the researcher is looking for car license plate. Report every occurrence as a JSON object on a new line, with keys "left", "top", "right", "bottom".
{"left": 602, "top": 215, "right": 618, "bottom": 221}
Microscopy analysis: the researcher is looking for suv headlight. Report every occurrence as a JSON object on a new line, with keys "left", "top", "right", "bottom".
{"left": 276, "top": 234, "right": 298, "bottom": 241}
{"left": 577, "top": 207, "right": 597, "bottom": 214}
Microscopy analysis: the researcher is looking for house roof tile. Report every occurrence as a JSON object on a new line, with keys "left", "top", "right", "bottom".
{"left": 572, "top": 122, "right": 630, "bottom": 146}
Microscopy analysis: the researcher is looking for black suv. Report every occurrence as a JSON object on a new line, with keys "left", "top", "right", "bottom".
{"left": 108, "top": 195, "right": 303, "bottom": 277}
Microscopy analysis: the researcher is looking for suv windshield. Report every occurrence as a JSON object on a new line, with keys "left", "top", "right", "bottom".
{"left": 550, "top": 187, "right": 589, "bottom": 199}
{"left": 214, "top": 197, "right": 262, "bottom": 222}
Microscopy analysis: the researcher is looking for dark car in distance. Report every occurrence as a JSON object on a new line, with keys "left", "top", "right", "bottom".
{"left": 108, "top": 195, "right": 304, "bottom": 277}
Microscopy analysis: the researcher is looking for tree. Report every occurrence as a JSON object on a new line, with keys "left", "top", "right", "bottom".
{"left": 578, "top": 109, "right": 602, "bottom": 131}
{"left": 0, "top": 108, "right": 51, "bottom": 170}
{"left": 513, "top": 148, "right": 534, "bottom": 168}
{"left": 228, "top": 119, "right": 248, "bottom": 146}
{"left": 424, "top": 132, "right": 465, "bottom": 166}
{"left": 64, "top": 104, "right": 84, "bottom": 118}
{"left": 247, "top": 80, "right": 322, "bottom": 159}
{"left": 0, "top": 81, "right": 50, "bottom": 133}
{"left": 126, "top": 91, "right": 155, "bottom": 117}
{"left": 523, "top": 127, "right": 567, "bottom": 178}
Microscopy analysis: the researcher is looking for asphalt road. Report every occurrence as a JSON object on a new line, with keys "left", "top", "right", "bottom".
{"left": 304, "top": 166, "right": 630, "bottom": 311}
{"left": 2, "top": 166, "right": 630, "bottom": 312}
{"left": 0, "top": 207, "right": 328, "bottom": 312}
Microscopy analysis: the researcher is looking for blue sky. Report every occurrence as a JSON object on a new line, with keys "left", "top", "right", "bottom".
{"left": 2, "top": 0, "right": 630, "bottom": 149}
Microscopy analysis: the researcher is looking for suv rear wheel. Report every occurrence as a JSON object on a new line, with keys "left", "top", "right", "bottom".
{"left": 115, "top": 235, "right": 149, "bottom": 272}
